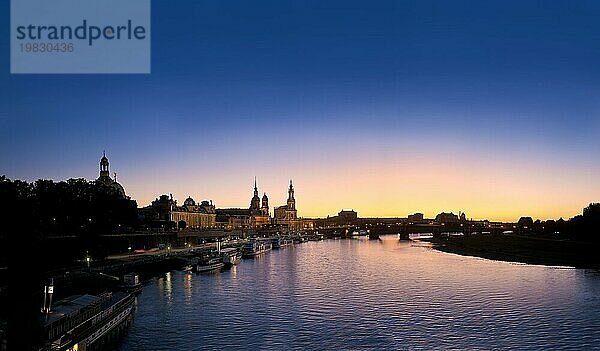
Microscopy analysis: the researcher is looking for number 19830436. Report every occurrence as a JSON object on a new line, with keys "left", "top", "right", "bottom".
{"left": 19, "top": 42, "right": 74, "bottom": 53}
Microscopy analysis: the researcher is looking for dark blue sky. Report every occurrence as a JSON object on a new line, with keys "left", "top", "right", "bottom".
{"left": 1, "top": 0, "right": 599, "bottom": 219}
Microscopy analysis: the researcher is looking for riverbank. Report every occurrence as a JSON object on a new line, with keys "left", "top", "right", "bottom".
{"left": 432, "top": 234, "right": 600, "bottom": 268}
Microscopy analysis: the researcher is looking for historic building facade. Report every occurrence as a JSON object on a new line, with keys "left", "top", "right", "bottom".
{"left": 141, "top": 194, "right": 217, "bottom": 229}
{"left": 215, "top": 179, "right": 271, "bottom": 229}
{"left": 274, "top": 180, "right": 298, "bottom": 227}
{"left": 249, "top": 178, "right": 270, "bottom": 226}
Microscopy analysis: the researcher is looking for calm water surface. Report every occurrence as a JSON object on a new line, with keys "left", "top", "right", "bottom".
{"left": 115, "top": 236, "right": 600, "bottom": 350}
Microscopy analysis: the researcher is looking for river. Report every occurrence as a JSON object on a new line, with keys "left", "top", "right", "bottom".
{"left": 114, "top": 235, "right": 600, "bottom": 350}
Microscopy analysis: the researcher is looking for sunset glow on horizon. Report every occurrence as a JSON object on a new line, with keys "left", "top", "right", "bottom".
{"left": 2, "top": 1, "right": 599, "bottom": 223}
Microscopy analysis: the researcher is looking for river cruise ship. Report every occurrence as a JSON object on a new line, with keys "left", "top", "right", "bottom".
{"left": 195, "top": 255, "right": 224, "bottom": 273}
{"left": 271, "top": 237, "right": 293, "bottom": 249}
{"left": 42, "top": 291, "right": 135, "bottom": 351}
{"left": 242, "top": 238, "right": 272, "bottom": 258}
{"left": 221, "top": 248, "right": 242, "bottom": 267}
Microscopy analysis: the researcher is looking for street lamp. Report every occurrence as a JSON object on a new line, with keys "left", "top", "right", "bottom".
{"left": 85, "top": 251, "right": 91, "bottom": 269}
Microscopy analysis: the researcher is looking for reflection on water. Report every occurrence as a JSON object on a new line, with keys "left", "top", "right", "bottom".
{"left": 183, "top": 272, "right": 192, "bottom": 303}
{"left": 115, "top": 236, "right": 600, "bottom": 350}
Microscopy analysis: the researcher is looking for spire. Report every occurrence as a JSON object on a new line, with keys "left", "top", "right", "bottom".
{"left": 250, "top": 177, "right": 261, "bottom": 210}
{"left": 287, "top": 179, "right": 295, "bottom": 208}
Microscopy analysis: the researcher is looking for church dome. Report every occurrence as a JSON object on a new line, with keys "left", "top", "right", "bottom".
{"left": 111, "top": 181, "right": 126, "bottom": 197}
{"left": 184, "top": 196, "right": 196, "bottom": 206}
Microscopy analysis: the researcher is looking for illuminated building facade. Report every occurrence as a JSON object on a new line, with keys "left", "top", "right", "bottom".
{"left": 274, "top": 180, "right": 298, "bottom": 227}
{"left": 143, "top": 194, "right": 217, "bottom": 229}
{"left": 216, "top": 179, "right": 271, "bottom": 228}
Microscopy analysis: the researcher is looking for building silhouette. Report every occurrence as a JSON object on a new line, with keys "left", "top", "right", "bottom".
{"left": 96, "top": 152, "right": 127, "bottom": 198}
{"left": 215, "top": 178, "right": 270, "bottom": 228}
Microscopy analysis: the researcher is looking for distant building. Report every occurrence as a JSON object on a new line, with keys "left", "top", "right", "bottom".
{"left": 216, "top": 178, "right": 270, "bottom": 228}
{"left": 215, "top": 208, "right": 253, "bottom": 229}
{"left": 274, "top": 180, "right": 298, "bottom": 226}
{"left": 319, "top": 209, "right": 359, "bottom": 226}
{"left": 435, "top": 212, "right": 459, "bottom": 223}
{"left": 261, "top": 193, "right": 269, "bottom": 216}
{"left": 96, "top": 152, "right": 127, "bottom": 198}
{"left": 141, "top": 194, "right": 216, "bottom": 229}
{"left": 338, "top": 210, "right": 358, "bottom": 223}
{"left": 517, "top": 216, "right": 534, "bottom": 228}
{"left": 407, "top": 213, "right": 424, "bottom": 222}
{"left": 249, "top": 177, "right": 261, "bottom": 211}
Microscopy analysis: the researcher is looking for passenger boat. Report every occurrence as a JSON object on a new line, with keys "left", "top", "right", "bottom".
{"left": 351, "top": 229, "right": 368, "bottom": 236}
{"left": 242, "top": 238, "right": 272, "bottom": 258}
{"left": 180, "top": 257, "right": 198, "bottom": 272}
{"left": 271, "top": 237, "right": 293, "bottom": 249}
{"left": 42, "top": 291, "right": 135, "bottom": 351}
{"left": 221, "top": 248, "right": 242, "bottom": 267}
{"left": 195, "top": 255, "right": 224, "bottom": 273}
{"left": 120, "top": 273, "right": 142, "bottom": 294}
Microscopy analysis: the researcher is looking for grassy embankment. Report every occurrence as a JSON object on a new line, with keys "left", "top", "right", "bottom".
{"left": 433, "top": 234, "right": 600, "bottom": 268}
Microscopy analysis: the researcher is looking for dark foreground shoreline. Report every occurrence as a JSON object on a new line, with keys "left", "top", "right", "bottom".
{"left": 431, "top": 235, "right": 600, "bottom": 269}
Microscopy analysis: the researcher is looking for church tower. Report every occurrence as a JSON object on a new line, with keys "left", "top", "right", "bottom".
{"left": 99, "top": 151, "right": 110, "bottom": 179}
{"left": 287, "top": 180, "right": 295, "bottom": 210}
{"left": 261, "top": 193, "right": 269, "bottom": 216}
{"left": 96, "top": 151, "right": 127, "bottom": 198}
{"left": 250, "top": 177, "right": 261, "bottom": 211}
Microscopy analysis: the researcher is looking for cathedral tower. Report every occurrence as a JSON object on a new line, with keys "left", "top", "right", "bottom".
{"left": 261, "top": 193, "right": 269, "bottom": 216}
{"left": 287, "top": 180, "right": 295, "bottom": 210}
{"left": 250, "top": 177, "right": 261, "bottom": 211}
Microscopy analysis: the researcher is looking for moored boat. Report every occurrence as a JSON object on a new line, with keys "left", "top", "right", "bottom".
{"left": 195, "top": 255, "right": 224, "bottom": 273}
{"left": 242, "top": 238, "right": 272, "bottom": 258}
{"left": 42, "top": 290, "right": 135, "bottom": 351}
{"left": 271, "top": 237, "right": 293, "bottom": 249}
{"left": 221, "top": 248, "right": 242, "bottom": 267}
{"left": 120, "top": 273, "right": 142, "bottom": 294}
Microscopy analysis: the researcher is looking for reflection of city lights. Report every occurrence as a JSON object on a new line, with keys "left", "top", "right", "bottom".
{"left": 165, "top": 272, "right": 172, "bottom": 299}
{"left": 184, "top": 272, "right": 192, "bottom": 302}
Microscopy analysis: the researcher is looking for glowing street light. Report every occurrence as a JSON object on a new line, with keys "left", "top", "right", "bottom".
{"left": 85, "top": 251, "right": 91, "bottom": 269}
